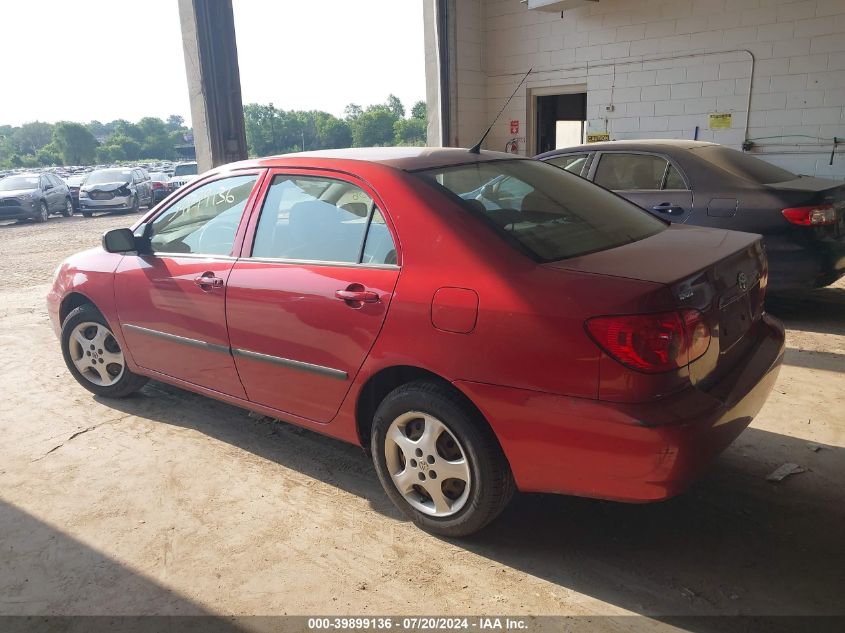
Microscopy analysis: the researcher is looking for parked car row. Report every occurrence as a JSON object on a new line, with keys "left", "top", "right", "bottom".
{"left": 50, "top": 145, "right": 795, "bottom": 537}
{"left": 0, "top": 161, "right": 200, "bottom": 222}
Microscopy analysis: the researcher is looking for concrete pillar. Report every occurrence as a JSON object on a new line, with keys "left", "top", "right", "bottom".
{"left": 423, "top": 0, "right": 458, "bottom": 147}
{"left": 178, "top": 0, "right": 248, "bottom": 172}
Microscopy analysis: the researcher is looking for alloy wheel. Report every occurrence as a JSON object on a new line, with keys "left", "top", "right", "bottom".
{"left": 384, "top": 411, "right": 471, "bottom": 517}
{"left": 68, "top": 321, "right": 125, "bottom": 387}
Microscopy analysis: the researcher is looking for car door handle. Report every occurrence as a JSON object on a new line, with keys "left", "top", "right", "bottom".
{"left": 335, "top": 287, "right": 380, "bottom": 304}
{"left": 194, "top": 273, "right": 224, "bottom": 289}
{"left": 652, "top": 202, "right": 685, "bottom": 215}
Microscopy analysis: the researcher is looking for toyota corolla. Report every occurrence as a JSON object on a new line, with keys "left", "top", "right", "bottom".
{"left": 47, "top": 148, "right": 785, "bottom": 536}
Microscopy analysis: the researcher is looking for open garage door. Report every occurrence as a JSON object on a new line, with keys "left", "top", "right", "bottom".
{"left": 532, "top": 88, "right": 587, "bottom": 155}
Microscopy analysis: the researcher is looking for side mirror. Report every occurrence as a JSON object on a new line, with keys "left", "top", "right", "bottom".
{"left": 102, "top": 228, "right": 138, "bottom": 253}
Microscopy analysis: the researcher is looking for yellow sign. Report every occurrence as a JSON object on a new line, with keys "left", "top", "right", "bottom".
{"left": 709, "top": 112, "right": 733, "bottom": 130}
{"left": 587, "top": 132, "right": 610, "bottom": 143}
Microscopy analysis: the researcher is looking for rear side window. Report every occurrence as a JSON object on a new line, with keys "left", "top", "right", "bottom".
{"left": 252, "top": 175, "right": 396, "bottom": 265}
{"left": 692, "top": 145, "right": 796, "bottom": 184}
{"left": 546, "top": 153, "right": 589, "bottom": 176}
{"left": 416, "top": 159, "right": 666, "bottom": 262}
{"left": 594, "top": 153, "right": 668, "bottom": 190}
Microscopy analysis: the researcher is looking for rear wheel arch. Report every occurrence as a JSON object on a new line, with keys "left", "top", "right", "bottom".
{"left": 355, "top": 365, "right": 504, "bottom": 457}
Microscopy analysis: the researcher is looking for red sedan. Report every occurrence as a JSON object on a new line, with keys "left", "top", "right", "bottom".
{"left": 47, "top": 148, "right": 785, "bottom": 536}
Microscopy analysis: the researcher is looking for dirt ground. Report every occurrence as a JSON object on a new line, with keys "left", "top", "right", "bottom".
{"left": 0, "top": 213, "right": 843, "bottom": 628}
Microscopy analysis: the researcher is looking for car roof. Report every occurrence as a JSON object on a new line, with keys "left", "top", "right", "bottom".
{"left": 539, "top": 139, "right": 718, "bottom": 156}
{"left": 224, "top": 147, "right": 525, "bottom": 172}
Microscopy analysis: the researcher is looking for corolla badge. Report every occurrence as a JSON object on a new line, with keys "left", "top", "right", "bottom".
{"left": 737, "top": 271, "right": 749, "bottom": 291}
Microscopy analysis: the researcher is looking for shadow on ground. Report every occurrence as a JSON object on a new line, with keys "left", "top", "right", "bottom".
{"left": 0, "top": 500, "right": 252, "bottom": 632}
{"left": 99, "top": 381, "right": 845, "bottom": 626}
{"left": 767, "top": 286, "right": 845, "bottom": 337}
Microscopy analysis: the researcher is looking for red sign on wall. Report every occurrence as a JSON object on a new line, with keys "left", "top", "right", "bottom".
{"left": 510, "top": 120, "right": 519, "bottom": 135}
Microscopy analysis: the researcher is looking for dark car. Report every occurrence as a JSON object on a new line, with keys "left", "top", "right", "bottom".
{"left": 64, "top": 175, "right": 86, "bottom": 212}
{"left": 0, "top": 173, "right": 73, "bottom": 222}
{"left": 148, "top": 172, "right": 170, "bottom": 205}
{"left": 48, "top": 148, "right": 783, "bottom": 536}
{"left": 536, "top": 140, "right": 845, "bottom": 292}
{"left": 78, "top": 168, "right": 154, "bottom": 217}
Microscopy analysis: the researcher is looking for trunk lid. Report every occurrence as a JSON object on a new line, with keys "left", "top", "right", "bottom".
{"left": 547, "top": 224, "right": 767, "bottom": 389}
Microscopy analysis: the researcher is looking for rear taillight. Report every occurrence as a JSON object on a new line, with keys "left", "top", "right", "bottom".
{"left": 586, "top": 309, "right": 711, "bottom": 374}
{"left": 781, "top": 205, "right": 836, "bottom": 226}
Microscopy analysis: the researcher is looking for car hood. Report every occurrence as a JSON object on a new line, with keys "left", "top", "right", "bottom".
{"left": 0, "top": 188, "right": 37, "bottom": 198}
{"left": 544, "top": 224, "right": 759, "bottom": 285}
{"left": 82, "top": 181, "right": 131, "bottom": 192}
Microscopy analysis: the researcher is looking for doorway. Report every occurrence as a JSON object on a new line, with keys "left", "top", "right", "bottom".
{"left": 531, "top": 89, "right": 587, "bottom": 155}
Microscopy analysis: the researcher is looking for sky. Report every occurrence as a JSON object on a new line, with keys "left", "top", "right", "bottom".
{"left": 0, "top": 0, "right": 426, "bottom": 127}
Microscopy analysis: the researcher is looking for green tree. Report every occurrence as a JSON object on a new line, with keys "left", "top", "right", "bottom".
{"left": 386, "top": 94, "right": 405, "bottom": 119}
{"left": 112, "top": 120, "right": 144, "bottom": 143}
{"left": 52, "top": 122, "right": 98, "bottom": 165}
{"left": 315, "top": 112, "right": 351, "bottom": 149}
{"left": 344, "top": 103, "right": 363, "bottom": 120}
{"left": 411, "top": 100, "right": 427, "bottom": 120}
{"left": 349, "top": 105, "right": 397, "bottom": 147}
{"left": 12, "top": 121, "right": 54, "bottom": 154}
{"left": 166, "top": 114, "right": 185, "bottom": 131}
{"left": 36, "top": 143, "right": 63, "bottom": 166}
{"left": 393, "top": 117, "right": 427, "bottom": 146}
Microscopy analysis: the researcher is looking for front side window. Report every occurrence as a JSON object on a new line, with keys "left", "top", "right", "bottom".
{"left": 416, "top": 159, "right": 665, "bottom": 262}
{"left": 252, "top": 175, "right": 396, "bottom": 265}
{"left": 147, "top": 174, "right": 258, "bottom": 255}
{"left": 594, "top": 153, "right": 668, "bottom": 190}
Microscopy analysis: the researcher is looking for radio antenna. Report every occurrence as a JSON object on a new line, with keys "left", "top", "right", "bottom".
{"left": 468, "top": 67, "right": 532, "bottom": 154}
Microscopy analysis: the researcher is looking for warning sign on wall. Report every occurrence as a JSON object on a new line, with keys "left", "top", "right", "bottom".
{"left": 586, "top": 132, "right": 610, "bottom": 143}
{"left": 510, "top": 120, "right": 520, "bottom": 134}
{"left": 709, "top": 112, "right": 733, "bottom": 130}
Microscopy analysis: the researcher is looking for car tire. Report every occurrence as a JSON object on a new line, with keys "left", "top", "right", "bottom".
{"left": 81, "top": 210, "right": 93, "bottom": 218}
{"left": 61, "top": 303, "right": 148, "bottom": 398}
{"left": 370, "top": 380, "right": 515, "bottom": 537}
{"left": 131, "top": 194, "right": 140, "bottom": 213}
{"left": 61, "top": 197, "right": 73, "bottom": 217}
{"left": 35, "top": 201, "right": 49, "bottom": 223}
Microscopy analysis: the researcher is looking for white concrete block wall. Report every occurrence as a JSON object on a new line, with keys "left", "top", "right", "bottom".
{"left": 437, "top": 0, "right": 845, "bottom": 178}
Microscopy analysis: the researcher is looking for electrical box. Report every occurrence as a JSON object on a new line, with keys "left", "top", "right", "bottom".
{"left": 526, "top": 0, "right": 599, "bottom": 12}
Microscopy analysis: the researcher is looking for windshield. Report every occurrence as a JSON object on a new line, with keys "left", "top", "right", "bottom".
{"left": 692, "top": 146, "right": 796, "bottom": 184}
{"left": 415, "top": 159, "right": 666, "bottom": 262}
{"left": 86, "top": 169, "right": 132, "bottom": 185}
{"left": 174, "top": 163, "right": 198, "bottom": 177}
{"left": 0, "top": 176, "right": 39, "bottom": 191}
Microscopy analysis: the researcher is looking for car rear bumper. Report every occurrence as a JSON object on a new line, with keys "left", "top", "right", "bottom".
{"left": 766, "top": 234, "right": 845, "bottom": 291}
{"left": 455, "top": 313, "right": 785, "bottom": 502}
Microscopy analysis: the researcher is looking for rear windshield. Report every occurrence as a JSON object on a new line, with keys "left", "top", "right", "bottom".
{"left": 86, "top": 169, "right": 131, "bottom": 184}
{"left": 692, "top": 146, "right": 796, "bottom": 184}
{"left": 174, "top": 163, "right": 198, "bottom": 176}
{"left": 415, "top": 159, "right": 666, "bottom": 262}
